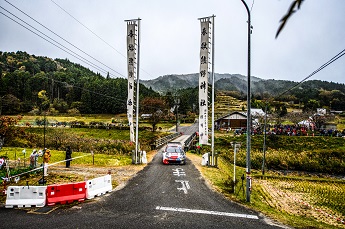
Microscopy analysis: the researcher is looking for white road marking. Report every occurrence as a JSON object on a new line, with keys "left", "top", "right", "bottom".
{"left": 184, "top": 180, "right": 190, "bottom": 189}
{"left": 155, "top": 206, "right": 259, "bottom": 220}
{"left": 172, "top": 168, "right": 186, "bottom": 176}
{"left": 175, "top": 180, "right": 190, "bottom": 194}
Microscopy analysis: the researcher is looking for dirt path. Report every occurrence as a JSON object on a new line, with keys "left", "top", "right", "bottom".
{"left": 48, "top": 150, "right": 157, "bottom": 190}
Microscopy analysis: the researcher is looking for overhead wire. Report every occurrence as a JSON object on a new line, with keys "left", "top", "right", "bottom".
{"left": 0, "top": 7, "right": 114, "bottom": 77}
{"left": 50, "top": 0, "right": 126, "bottom": 59}
{"left": 3, "top": 0, "right": 125, "bottom": 78}
{"left": 50, "top": 0, "right": 155, "bottom": 79}
{"left": 250, "top": 0, "right": 255, "bottom": 12}
{"left": 0, "top": 9, "right": 113, "bottom": 77}
{"left": 277, "top": 48, "right": 345, "bottom": 98}
{"left": 0, "top": 61, "right": 160, "bottom": 112}
{"left": 0, "top": 60, "right": 128, "bottom": 106}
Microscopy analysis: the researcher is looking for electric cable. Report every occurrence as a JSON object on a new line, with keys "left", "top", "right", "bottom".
{"left": 0, "top": 60, "right": 126, "bottom": 104}
{"left": 50, "top": 0, "right": 155, "bottom": 79}
{"left": 0, "top": 59, "right": 161, "bottom": 111}
{"left": 250, "top": 0, "right": 255, "bottom": 12}
{"left": 3, "top": 0, "right": 125, "bottom": 78}
{"left": 277, "top": 48, "right": 345, "bottom": 98}
{"left": 0, "top": 7, "right": 116, "bottom": 77}
{"left": 50, "top": 0, "right": 126, "bottom": 59}
{"left": 0, "top": 9, "right": 114, "bottom": 77}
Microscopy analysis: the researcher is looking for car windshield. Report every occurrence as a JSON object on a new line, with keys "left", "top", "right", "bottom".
{"left": 166, "top": 147, "right": 182, "bottom": 153}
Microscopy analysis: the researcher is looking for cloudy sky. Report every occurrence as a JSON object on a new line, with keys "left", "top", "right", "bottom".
{"left": 1, "top": 0, "right": 344, "bottom": 84}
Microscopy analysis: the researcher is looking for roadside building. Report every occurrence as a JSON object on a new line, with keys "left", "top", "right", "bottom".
{"left": 215, "top": 112, "right": 247, "bottom": 129}
{"left": 215, "top": 109, "right": 265, "bottom": 130}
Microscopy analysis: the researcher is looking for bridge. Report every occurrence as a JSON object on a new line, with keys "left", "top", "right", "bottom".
{"left": 152, "top": 121, "right": 198, "bottom": 151}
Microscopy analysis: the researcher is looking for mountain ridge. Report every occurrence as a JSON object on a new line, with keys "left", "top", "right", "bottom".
{"left": 141, "top": 73, "right": 263, "bottom": 92}
{"left": 141, "top": 72, "right": 345, "bottom": 97}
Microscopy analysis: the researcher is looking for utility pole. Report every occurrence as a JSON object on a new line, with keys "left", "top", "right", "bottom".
{"left": 175, "top": 97, "right": 180, "bottom": 132}
{"left": 210, "top": 15, "right": 216, "bottom": 167}
{"left": 43, "top": 111, "right": 46, "bottom": 149}
{"left": 240, "top": 0, "right": 252, "bottom": 202}
{"left": 135, "top": 18, "right": 141, "bottom": 163}
{"left": 231, "top": 142, "right": 241, "bottom": 193}
{"left": 262, "top": 102, "right": 268, "bottom": 175}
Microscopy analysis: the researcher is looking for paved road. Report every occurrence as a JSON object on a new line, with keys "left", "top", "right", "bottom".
{"left": 1, "top": 151, "right": 285, "bottom": 229}
{"left": 178, "top": 121, "right": 199, "bottom": 135}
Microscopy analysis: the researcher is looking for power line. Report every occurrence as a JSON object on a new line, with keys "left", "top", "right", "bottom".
{"left": 0, "top": 9, "right": 114, "bottom": 77}
{"left": 50, "top": 0, "right": 126, "bottom": 59}
{"left": 250, "top": 0, "right": 255, "bottom": 12}
{"left": 51, "top": 78, "right": 128, "bottom": 105}
{"left": 277, "top": 48, "right": 345, "bottom": 98}
{"left": 0, "top": 60, "right": 159, "bottom": 111}
{"left": 50, "top": 0, "right": 155, "bottom": 79}
{"left": 0, "top": 7, "right": 113, "bottom": 77}
{"left": 0, "top": 60, "right": 128, "bottom": 106}
{"left": 3, "top": 0, "right": 125, "bottom": 78}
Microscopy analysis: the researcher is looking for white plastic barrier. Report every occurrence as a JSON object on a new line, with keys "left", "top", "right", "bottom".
{"left": 141, "top": 151, "right": 147, "bottom": 164}
{"left": 201, "top": 153, "right": 209, "bottom": 166}
{"left": 5, "top": 186, "right": 47, "bottom": 208}
{"left": 86, "top": 174, "right": 112, "bottom": 199}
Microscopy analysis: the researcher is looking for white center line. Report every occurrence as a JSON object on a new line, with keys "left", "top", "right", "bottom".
{"left": 156, "top": 206, "right": 259, "bottom": 220}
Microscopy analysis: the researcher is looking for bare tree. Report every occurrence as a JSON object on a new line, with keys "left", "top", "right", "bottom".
{"left": 285, "top": 111, "right": 310, "bottom": 126}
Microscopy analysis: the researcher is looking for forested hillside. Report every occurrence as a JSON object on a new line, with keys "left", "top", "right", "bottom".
{"left": 1, "top": 51, "right": 345, "bottom": 116}
{"left": 0, "top": 51, "right": 159, "bottom": 115}
{"left": 142, "top": 72, "right": 345, "bottom": 111}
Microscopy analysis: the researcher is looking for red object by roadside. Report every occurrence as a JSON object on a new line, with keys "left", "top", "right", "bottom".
{"left": 46, "top": 181, "right": 86, "bottom": 206}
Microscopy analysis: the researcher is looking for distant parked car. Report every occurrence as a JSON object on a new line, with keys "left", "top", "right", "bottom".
{"left": 162, "top": 142, "right": 186, "bottom": 165}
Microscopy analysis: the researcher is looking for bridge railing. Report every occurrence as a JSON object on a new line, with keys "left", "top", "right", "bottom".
{"left": 151, "top": 132, "right": 181, "bottom": 150}
{"left": 183, "top": 132, "right": 197, "bottom": 151}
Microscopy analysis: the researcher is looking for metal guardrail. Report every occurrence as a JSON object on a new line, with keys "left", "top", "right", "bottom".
{"left": 183, "top": 132, "right": 197, "bottom": 151}
{"left": 152, "top": 132, "right": 181, "bottom": 150}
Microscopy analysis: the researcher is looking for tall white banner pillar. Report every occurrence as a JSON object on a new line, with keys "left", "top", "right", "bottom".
{"left": 198, "top": 15, "right": 215, "bottom": 166}
{"left": 125, "top": 18, "right": 141, "bottom": 164}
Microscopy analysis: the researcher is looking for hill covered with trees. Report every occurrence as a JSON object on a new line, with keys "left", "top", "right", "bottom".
{"left": 142, "top": 73, "right": 345, "bottom": 112}
{"left": 1, "top": 51, "right": 345, "bottom": 117}
{"left": 0, "top": 51, "right": 159, "bottom": 115}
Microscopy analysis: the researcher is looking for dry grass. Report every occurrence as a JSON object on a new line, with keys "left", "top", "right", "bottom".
{"left": 187, "top": 152, "right": 345, "bottom": 229}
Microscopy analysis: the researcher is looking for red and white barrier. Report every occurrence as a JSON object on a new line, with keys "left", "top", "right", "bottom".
{"left": 4, "top": 174, "right": 113, "bottom": 208}
{"left": 86, "top": 174, "right": 112, "bottom": 199}
{"left": 46, "top": 181, "right": 86, "bottom": 206}
{"left": 5, "top": 186, "right": 47, "bottom": 208}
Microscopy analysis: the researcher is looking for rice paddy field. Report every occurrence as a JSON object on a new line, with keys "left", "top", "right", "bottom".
{"left": 189, "top": 153, "right": 345, "bottom": 229}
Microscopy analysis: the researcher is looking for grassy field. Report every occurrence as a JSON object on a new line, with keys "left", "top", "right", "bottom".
{"left": 17, "top": 114, "right": 119, "bottom": 125}
{"left": 188, "top": 153, "right": 345, "bottom": 229}
{"left": 16, "top": 114, "right": 177, "bottom": 130}
{"left": 0, "top": 147, "right": 133, "bottom": 177}
{"left": 0, "top": 146, "right": 138, "bottom": 204}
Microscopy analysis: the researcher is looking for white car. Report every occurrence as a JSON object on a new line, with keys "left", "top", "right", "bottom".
{"left": 162, "top": 142, "right": 186, "bottom": 165}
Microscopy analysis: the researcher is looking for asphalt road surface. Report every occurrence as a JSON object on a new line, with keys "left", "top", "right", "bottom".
{"left": 1, "top": 149, "right": 286, "bottom": 229}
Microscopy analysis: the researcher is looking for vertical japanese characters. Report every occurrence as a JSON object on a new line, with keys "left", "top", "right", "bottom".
{"left": 199, "top": 19, "right": 211, "bottom": 145}
{"left": 126, "top": 22, "right": 137, "bottom": 142}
